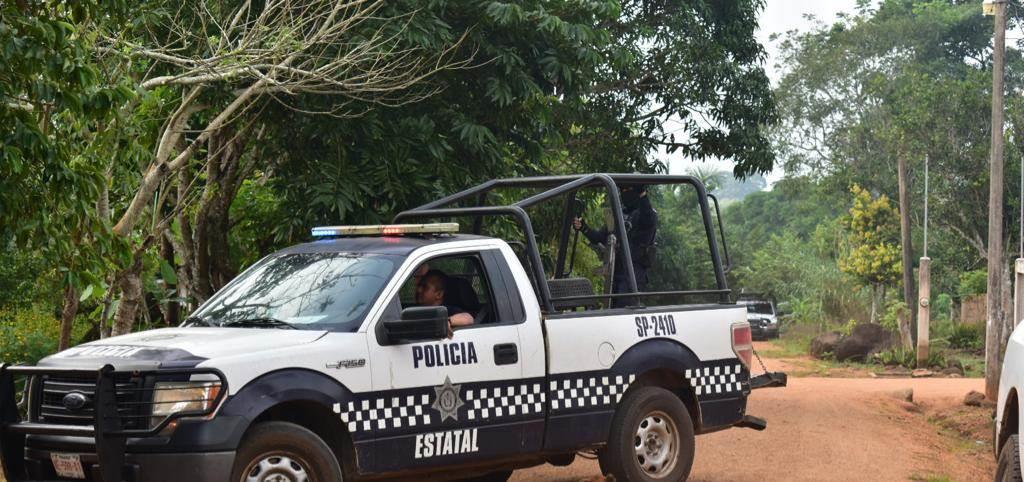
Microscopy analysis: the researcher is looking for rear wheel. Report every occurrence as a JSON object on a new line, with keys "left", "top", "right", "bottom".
{"left": 231, "top": 421, "right": 343, "bottom": 482}
{"left": 599, "top": 386, "right": 695, "bottom": 481}
{"left": 997, "top": 434, "right": 1023, "bottom": 482}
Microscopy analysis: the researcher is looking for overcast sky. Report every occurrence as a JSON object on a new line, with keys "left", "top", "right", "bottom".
{"left": 662, "top": 0, "right": 862, "bottom": 180}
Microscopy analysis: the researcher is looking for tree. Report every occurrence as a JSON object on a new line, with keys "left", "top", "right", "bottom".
{"left": 98, "top": 0, "right": 471, "bottom": 334}
{"left": 1, "top": 0, "right": 134, "bottom": 348}
{"left": 839, "top": 185, "right": 907, "bottom": 341}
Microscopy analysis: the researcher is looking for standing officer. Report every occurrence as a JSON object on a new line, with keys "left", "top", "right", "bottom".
{"left": 573, "top": 184, "right": 658, "bottom": 306}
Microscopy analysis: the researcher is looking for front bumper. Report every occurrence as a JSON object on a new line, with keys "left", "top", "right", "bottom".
{"left": 749, "top": 323, "right": 779, "bottom": 339}
{"left": 24, "top": 446, "right": 234, "bottom": 482}
{"left": 0, "top": 364, "right": 229, "bottom": 482}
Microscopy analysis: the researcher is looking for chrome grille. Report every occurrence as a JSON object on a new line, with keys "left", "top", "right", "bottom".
{"left": 35, "top": 375, "right": 152, "bottom": 429}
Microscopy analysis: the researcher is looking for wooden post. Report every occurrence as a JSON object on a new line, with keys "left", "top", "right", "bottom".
{"left": 985, "top": 0, "right": 1007, "bottom": 401}
{"left": 917, "top": 257, "right": 931, "bottom": 367}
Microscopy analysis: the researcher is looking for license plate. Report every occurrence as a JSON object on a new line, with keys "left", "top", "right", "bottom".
{"left": 50, "top": 452, "right": 85, "bottom": 479}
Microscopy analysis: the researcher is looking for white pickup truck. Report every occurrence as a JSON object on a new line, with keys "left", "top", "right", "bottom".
{"left": 0, "top": 174, "right": 785, "bottom": 482}
{"left": 997, "top": 324, "right": 1024, "bottom": 481}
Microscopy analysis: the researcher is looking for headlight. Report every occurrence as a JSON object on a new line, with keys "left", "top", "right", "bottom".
{"left": 150, "top": 381, "right": 222, "bottom": 427}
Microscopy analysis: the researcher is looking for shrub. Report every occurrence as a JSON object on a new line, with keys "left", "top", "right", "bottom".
{"left": 872, "top": 346, "right": 947, "bottom": 369}
{"left": 880, "top": 299, "right": 908, "bottom": 335}
{"left": 959, "top": 269, "right": 987, "bottom": 298}
{"left": 0, "top": 306, "right": 86, "bottom": 365}
{"left": 947, "top": 323, "right": 984, "bottom": 352}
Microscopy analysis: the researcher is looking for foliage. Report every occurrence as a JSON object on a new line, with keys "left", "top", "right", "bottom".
{"left": 872, "top": 346, "right": 946, "bottom": 370}
{"left": 839, "top": 185, "right": 902, "bottom": 286}
{"left": 0, "top": 306, "right": 83, "bottom": 365}
{"left": 880, "top": 300, "right": 909, "bottom": 335}
{"left": 946, "top": 324, "right": 984, "bottom": 352}
{"left": 734, "top": 230, "right": 867, "bottom": 325}
{"left": 933, "top": 293, "right": 953, "bottom": 321}
{"left": 958, "top": 269, "right": 988, "bottom": 298}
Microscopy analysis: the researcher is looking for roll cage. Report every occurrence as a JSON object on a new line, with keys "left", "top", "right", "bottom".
{"left": 392, "top": 174, "right": 733, "bottom": 312}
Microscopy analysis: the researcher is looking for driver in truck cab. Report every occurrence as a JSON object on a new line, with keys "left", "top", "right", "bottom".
{"left": 416, "top": 269, "right": 474, "bottom": 331}
{"left": 573, "top": 183, "right": 658, "bottom": 306}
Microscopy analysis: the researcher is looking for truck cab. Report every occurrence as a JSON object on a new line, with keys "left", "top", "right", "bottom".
{"left": 0, "top": 174, "right": 785, "bottom": 482}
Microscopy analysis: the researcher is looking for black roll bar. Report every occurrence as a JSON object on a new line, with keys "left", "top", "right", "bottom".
{"left": 393, "top": 205, "right": 555, "bottom": 312}
{"left": 708, "top": 194, "right": 732, "bottom": 273}
{"left": 400, "top": 173, "right": 731, "bottom": 306}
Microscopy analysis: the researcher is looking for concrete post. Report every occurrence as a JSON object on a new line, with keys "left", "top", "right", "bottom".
{"left": 917, "top": 257, "right": 931, "bottom": 367}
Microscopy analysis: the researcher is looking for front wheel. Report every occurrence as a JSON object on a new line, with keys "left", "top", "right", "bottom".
{"left": 599, "top": 386, "right": 695, "bottom": 481}
{"left": 231, "top": 421, "right": 343, "bottom": 482}
{"left": 997, "top": 434, "right": 1023, "bottom": 482}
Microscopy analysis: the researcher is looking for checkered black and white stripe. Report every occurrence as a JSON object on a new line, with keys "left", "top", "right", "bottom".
{"left": 685, "top": 364, "right": 743, "bottom": 396}
{"left": 549, "top": 374, "right": 636, "bottom": 411}
{"left": 334, "top": 394, "right": 433, "bottom": 433}
{"left": 465, "top": 383, "right": 545, "bottom": 421}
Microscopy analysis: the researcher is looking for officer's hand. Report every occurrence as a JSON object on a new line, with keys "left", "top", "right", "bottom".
{"left": 573, "top": 217, "right": 583, "bottom": 231}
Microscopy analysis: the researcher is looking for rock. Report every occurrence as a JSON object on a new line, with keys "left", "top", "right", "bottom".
{"left": 964, "top": 390, "right": 986, "bottom": 407}
{"left": 834, "top": 323, "right": 895, "bottom": 361}
{"left": 941, "top": 366, "right": 963, "bottom": 376}
{"left": 946, "top": 359, "right": 965, "bottom": 371}
{"left": 810, "top": 331, "right": 842, "bottom": 359}
{"left": 888, "top": 388, "right": 914, "bottom": 402}
{"left": 911, "top": 369, "right": 933, "bottom": 378}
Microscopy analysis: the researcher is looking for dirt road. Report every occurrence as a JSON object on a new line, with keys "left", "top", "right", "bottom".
{"left": 514, "top": 343, "right": 995, "bottom": 482}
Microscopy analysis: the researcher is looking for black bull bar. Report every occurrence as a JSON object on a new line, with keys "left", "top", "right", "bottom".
{"left": 0, "top": 363, "right": 227, "bottom": 482}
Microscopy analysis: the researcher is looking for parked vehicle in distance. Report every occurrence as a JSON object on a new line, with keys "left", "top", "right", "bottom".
{"left": 0, "top": 174, "right": 786, "bottom": 482}
{"left": 737, "top": 294, "right": 781, "bottom": 340}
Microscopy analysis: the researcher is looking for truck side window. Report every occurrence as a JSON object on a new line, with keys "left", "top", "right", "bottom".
{"left": 398, "top": 254, "right": 496, "bottom": 325}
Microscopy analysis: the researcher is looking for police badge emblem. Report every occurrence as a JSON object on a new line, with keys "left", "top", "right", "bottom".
{"left": 431, "top": 376, "right": 464, "bottom": 422}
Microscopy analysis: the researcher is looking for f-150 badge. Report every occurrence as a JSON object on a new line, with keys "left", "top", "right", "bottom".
{"left": 432, "top": 376, "right": 464, "bottom": 421}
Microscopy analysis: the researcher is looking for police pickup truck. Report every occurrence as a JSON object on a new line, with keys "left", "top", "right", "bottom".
{"left": 0, "top": 174, "right": 785, "bottom": 482}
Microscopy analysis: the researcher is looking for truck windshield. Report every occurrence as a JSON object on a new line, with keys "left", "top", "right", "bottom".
{"left": 746, "top": 303, "right": 774, "bottom": 315}
{"left": 192, "top": 252, "right": 398, "bottom": 331}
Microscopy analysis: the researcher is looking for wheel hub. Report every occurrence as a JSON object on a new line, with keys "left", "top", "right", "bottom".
{"left": 634, "top": 410, "right": 679, "bottom": 478}
{"left": 244, "top": 453, "right": 311, "bottom": 482}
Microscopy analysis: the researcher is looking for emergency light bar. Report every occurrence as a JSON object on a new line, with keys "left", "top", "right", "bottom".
{"left": 311, "top": 223, "right": 460, "bottom": 237}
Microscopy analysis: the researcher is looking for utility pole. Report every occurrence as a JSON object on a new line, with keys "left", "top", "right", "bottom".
{"left": 898, "top": 155, "right": 916, "bottom": 346}
{"left": 984, "top": 0, "right": 1007, "bottom": 401}
{"left": 917, "top": 155, "right": 930, "bottom": 367}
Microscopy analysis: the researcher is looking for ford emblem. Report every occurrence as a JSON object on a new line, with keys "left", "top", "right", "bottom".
{"left": 62, "top": 392, "right": 88, "bottom": 411}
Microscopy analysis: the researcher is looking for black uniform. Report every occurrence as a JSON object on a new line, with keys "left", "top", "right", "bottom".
{"left": 580, "top": 194, "right": 658, "bottom": 307}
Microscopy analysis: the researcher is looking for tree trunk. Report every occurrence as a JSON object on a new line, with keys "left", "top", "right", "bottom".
{"left": 897, "top": 155, "right": 917, "bottom": 341}
{"left": 870, "top": 284, "right": 879, "bottom": 323}
{"left": 159, "top": 234, "right": 179, "bottom": 326}
{"left": 111, "top": 255, "right": 145, "bottom": 336}
{"left": 59, "top": 284, "right": 79, "bottom": 350}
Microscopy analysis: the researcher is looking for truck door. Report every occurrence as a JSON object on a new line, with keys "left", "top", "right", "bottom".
{"left": 359, "top": 248, "right": 544, "bottom": 473}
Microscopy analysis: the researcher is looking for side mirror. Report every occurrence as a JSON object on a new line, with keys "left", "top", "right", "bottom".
{"left": 383, "top": 306, "right": 448, "bottom": 344}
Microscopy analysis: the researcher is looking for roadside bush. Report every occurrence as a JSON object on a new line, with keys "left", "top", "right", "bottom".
{"left": 872, "top": 346, "right": 947, "bottom": 369}
{"left": 879, "top": 299, "right": 908, "bottom": 335}
{"left": 0, "top": 306, "right": 83, "bottom": 364}
{"left": 873, "top": 347, "right": 915, "bottom": 367}
{"left": 947, "top": 323, "right": 984, "bottom": 352}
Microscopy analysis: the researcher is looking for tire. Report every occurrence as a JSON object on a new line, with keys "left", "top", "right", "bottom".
{"left": 998, "top": 434, "right": 1023, "bottom": 482}
{"left": 599, "top": 386, "right": 695, "bottom": 481}
{"left": 231, "top": 421, "right": 344, "bottom": 482}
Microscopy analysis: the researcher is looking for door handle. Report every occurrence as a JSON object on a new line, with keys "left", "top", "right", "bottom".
{"left": 493, "top": 343, "right": 518, "bottom": 365}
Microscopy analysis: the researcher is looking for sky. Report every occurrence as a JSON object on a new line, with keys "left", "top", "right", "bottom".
{"left": 661, "top": 0, "right": 863, "bottom": 180}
